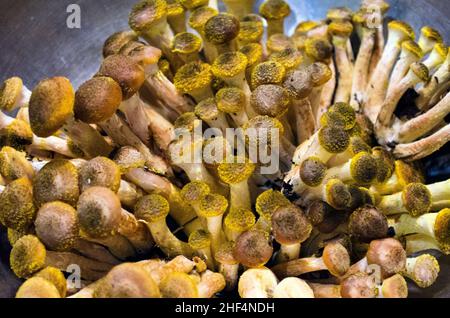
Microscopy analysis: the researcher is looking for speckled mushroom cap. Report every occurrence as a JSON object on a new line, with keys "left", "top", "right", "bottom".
{"left": 171, "top": 32, "right": 202, "bottom": 55}
{"left": 0, "top": 119, "right": 33, "bottom": 151}
{"left": 239, "top": 43, "right": 263, "bottom": 68}
{"left": 251, "top": 61, "right": 286, "bottom": 89}
{"left": 0, "top": 177, "right": 35, "bottom": 231}
{"left": 304, "top": 37, "right": 333, "bottom": 62}
{"left": 340, "top": 272, "right": 377, "bottom": 298}
{"left": 178, "top": 0, "right": 208, "bottom": 10}
{"left": 79, "top": 157, "right": 122, "bottom": 193}
{"left": 129, "top": 0, "right": 168, "bottom": 33}
{"left": 0, "top": 77, "right": 23, "bottom": 112}
{"left": 0, "top": 146, "right": 34, "bottom": 181}
{"left": 16, "top": 277, "right": 61, "bottom": 298}
{"left": 204, "top": 13, "right": 240, "bottom": 45}
{"left": 259, "top": 0, "right": 291, "bottom": 20}
{"left": 103, "top": 30, "right": 139, "bottom": 58}
{"left": 188, "top": 6, "right": 218, "bottom": 34}
{"left": 255, "top": 189, "right": 291, "bottom": 221}
{"left": 113, "top": 146, "right": 146, "bottom": 173}
{"left": 308, "top": 62, "right": 332, "bottom": 87}
{"left": 435, "top": 208, "right": 450, "bottom": 254}
{"left": 366, "top": 238, "right": 407, "bottom": 278}
{"left": 159, "top": 272, "right": 199, "bottom": 298}
{"left": 97, "top": 54, "right": 145, "bottom": 100}
{"left": 318, "top": 125, "right": 350, "bottom": 154}
{"left": 283, "top": 68, "right": 313, "bottom": 100}
{"left": 217, "top": 156, "right": 256, "bottom": 185}
{"left": 348, "top": 205, "right": 388, "bottom": 243}
{"left": 94, "top": 263, "right": 161, "bottom": 298}
{"left": 300, "top": 156, "right": 327, "bottom": 187}
{"left": 34, "top": 201, "right": 79, "bottom": 252}
{"left": 33, "top": 159, "right": 80, "bottom": 207}
{"left": 77, "top": 186, "right": 123, "bottom": 238}
{"left": 234, "top": 230, "right": 273, "bottom": 268}
{"left": 28, "top": 77, "right": 75, "bottom": 138}
{"left": 322, "top": 242, "right": 351, "bottom": 277}
{"left": 34, "top": 267, "right": 67, "bottom": 298}
{"left": 212, "top": 52, "right": 248, "bottom": 79}
{"left": 174, "top": 61, "right": 213, "bottom": 94}
{"left": 251, "top": 84, "right": 290, "bottom": 117}
{"left": 10, "top": 235, "right": 47, "bottom": 279}
{"left": 74, "top": 77, "right": 123, "bottom": 124}
{"left": 134, "top": 194, "right": 170, "bottom": 223}
{"left": 272, "top": 204, "right": 312, "bottom": 245}
{"left": 120, "top": 41, "right": 162, "bottom": 67}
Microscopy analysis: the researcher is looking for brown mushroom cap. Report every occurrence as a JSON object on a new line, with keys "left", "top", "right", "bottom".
{"left": 0, "top": 177, "right": 35, "bottom": 231}
{"left": 349, "top": 205, "right": 388, "bottom": 243}
{"left": 29, "top": 77, "right": 75, "bottom": 138}
{"left": 340, "top": 272, "right": 377, "bottom": 298}
{"left": 74, "top": 77, "right": 123, "bottom": 124}
{"left": 322, "top": 242, "right": 350, "bottom": 277}
{"left": 94, "top": 263, "right": 161, "bottom": 298}
{"left": 234, "top": 230, "right": 273, "bottom": 268}
{"left": 366, "top": 238, "right": 407, "bottom": 278}
{"left": 33, "top": 159, "right": 80, "bottom": 207}
{"left": 34, "top": 202, "right": 79, "bottom": 252}
{"left": 103, "top": 30, "right": 139, "bottom": 57}
{"left": 204, "top": 13, "right": 240, "bottom": 45}
{"left": 79, "top": 157, "right": 122, "bottom": 193}
{"left": 128, "top": 0, "right": 168, "bottom": 33}
{"left": 77, "top": 187, "right": 122, "bottom": 238}
{"left": 97, "top": 54, "right": 145, "bottom": 100}
{"left": 113, "top": 146, "right": 146, "bottom": 173}
{"left": 283, "top": 68, "right": 313, "bottom": 99}
{"left": 251, "top": 84, "right": 291, "bottom": 117}
{"left": 272, "top": 204, "right": 312, "bottom": 245}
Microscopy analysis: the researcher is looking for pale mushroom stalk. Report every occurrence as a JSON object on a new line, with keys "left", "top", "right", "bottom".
{"left": 364, "top": 21, "right": 415, "bottom": 123}
{"left": 403, "top": 234, "right": 445, "bottom": 255}
{"left": 198, "top": 194, "right": 229, "bottom": 253}
{"left": 393, "top": 123, "right": 450, "bottom": 161}
{"left": 166, "top": 0, "right": 187, "bottom": 34}
{"left": 215, "top": 242, "right": 240, "bottom": 291}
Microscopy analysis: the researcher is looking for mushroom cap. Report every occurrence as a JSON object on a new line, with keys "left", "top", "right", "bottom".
{"left": 305, "top": 200, "right": 334, "bottom": 226}
{"left": 234, "top": 230, "right": 273, "bottom": 268}
{"left": 388, "top": 20, "right": 415, "bottom": 40}
{"left": 129, "top": 0, "right": 168, "bottom": 32}
{"left": 188, "top": 6, "right": 218, "bottom": 33}
{"left": 273, "top": 277, "right": 315, "bottom": 298}
{"left": 159, "top": 272, "right": 198, "bottom": 298}
{"left": 216, "top": 87, "right": 246, "bottom": 113}
{"left": 243, "top": 115, "right": 285, "bottom": 142}
{"left": 420, "top": 26, "right": 443, "bottom": 43}
{"left": 238, "top": 267, "right": 278, "bottom": 298}
{"left": 33, "top": 159, "right": 80, "bottom": 207}
{"left": 113, "top": 146, "right": 146, "bottom": 173}
{"left": 77, "top": 186, "right": 122, "bottom": 238}
{"left": 267, "top": 34, "right": 294, "bottom": 53}
{"left": 167, "top": 0, "right": 185, "bottom": 17}
{"left": 16, "top": 277, "right": 61, "bottom": 298}
{"left": 214, "top": 241, "right": 238, "bottom": 265}
{"left": 29, "top": 77, "right": 75, "bottom": 138}
{"left": 328, "top": 102, "right": 356, "bottom": 130}
{"left": 103, "top": 30, "right": 138, "bottom": 57}
{"left": 174, "top": 61, "right": 213, "bottom": 94}
{"left": 255, "top": 189, "right": 291, "bottom": 220}
{"left": 401, "top": 40, "right": 424, "bottom": 59}
{"left": 269, "top": 47, "right": 302, "bottom": 71}
{"left": 0, "top": 77, "right": 23, "bottom": 112}
{"left": 308, "top": 62, "right": 332, "bottom": 87}
{"left": 381, "top": 274, "right": 408, "bottom": 298}
{"left": 304, "top": 37, "right": 333, "bottom": 62}
{"left": 318, "top": 125, "right": 350, "bottom": 154}
{"left": 283, "top": 68, "right": 313, "bottom": 99}
{"left": 325, "top": 179, "right": 352, "bottom": 210}
{"left": 328, "top": 20, "right": 354, "bottom": 38}
{"left": 366, "top": 238, "right": 406, "bottom": 278}
{"left": 180, "top": 181, "right": 211, "bottom": 202}
{"left": 74, "top": 77, "right": 122, "bottom": 124}
{"left": 435, "top": 208, "right": 450, "bottom": 253}
{"left": 218, "top": 156, "right": 256, "bottom": 184}
{"left": 372, "top": 146, "right": 395, "bottom": 184}
{"left": 224, "top": 207, "right": 256, "bottom": 233}
{"left": 394, "top": 160, "right": 425, "bottom": 187}
{"left": 35, "top": 266, "right": 67, "bottom": 297}
{"left": 251, "top": 61, "right": 286, "bottom": 89}
{"left": 204, "top": 13, "right": 240, "bottom": 45}
{"left": 272, "top": 204, "right": 312, "bottom": 245}
{"left": 409, "top": 62, "right": 430, "bottom": 82}
{"left": 322, "top": 242, "right": 350, "bottom": 277}
{"left": 402, "top": 183, "right": 432, "bottom": 217}
{"left": 135, "top": 194, "right": 170, "bottom": 223}
{"left": 239, "top": 43, "right": 264, "bottom": 68}
{"left": 259, "top": 0, "right": 291, "bottom": 20}
{"left": 348, "top": 205, "right": 388, "bottom": 243}
{"left": 95, "top": 263, "right": 161, "bottom": 298}
{"left": 198, "top": 194, "right": 229, "bottom": 217}
{"left": 0, "top": 177, "right": 35, "bottom": 231}
{"left": 300, "top": 156, "right": 327, "bottom": 187}
{"left": 121, "top": 41, "right": 162, "bottom": 67}
{"left": 172, "top": 32, "right": 202, "bottom": 55}
{"left": 178, "top": 0, "right": 208, "bottom": 10}
{"left": 0, "top": 146, "right": 34, "bottom": 181}
{"left": 340, "top": 272, "right": 377, "bottom": 298}
{"left": 194, "top": 98, "right": 220, "bottom": 121}
{"left": 251, "top": 84, "right": 290, "bottom": 117}
{"left": 7, "top": 228, "right": 27, "bottom": 246}
{"left": 350, "top": 152, "right": 378, "bottom": 184}
{"left": 0, "top": 119, "right": 33, "bottom": 151}
{"left": 35, "top": 201, "right": 79, "bottom": 252}
{"left": 327, "top": 6, "right": 353, "bottom": 21}
{"left": 79, "top": 157, "right": 122, "bottom": 193}
{"left": 10, "top": 235, "right": 46, "bottom": 279}
{"left": 188, "top": 230, "right": 211, "bottom": 249}
{"left": 97, "top": 54, "right": 145, "bottom": 100}
{"left": 408, "top": 254, "right": 440, "bottom": 288}
{"left": 212, "top": 52, "right": 248, "bottom": 79}
{"left": 295, "top": 20, "right": 320, "bottom": 34}
{"left": 238, "top": 20, "right": 264, "bottom": 43}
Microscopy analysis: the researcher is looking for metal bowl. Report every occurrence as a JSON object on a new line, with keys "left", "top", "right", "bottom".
{"left": 0, "top": 0, "right": 449, "bottom": 298}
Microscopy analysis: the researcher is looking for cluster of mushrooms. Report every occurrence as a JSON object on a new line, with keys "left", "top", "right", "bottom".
{"left": 0, "top": 0, "right": 449, "bottom": 298}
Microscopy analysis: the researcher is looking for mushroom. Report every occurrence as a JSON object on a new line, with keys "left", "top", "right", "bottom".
{"left": 10, "top": 235, "right": 113, "bottom": 281}
{"left": 28, "top": 77, "right": 112, "bottom": 158}
{"left": 214, "top": 241, "right": 240, "bottom": 291}
{"left": 216, "top": 87, "right": 250, "bottom": 127}
{"left": 188, "top": 230, "right": 215, "bottom": 270}
{"left": 259, "top": 0, "right": 291, "bottom": 37}
{"left": 171, "top": 32, "right": 202, "bottom": 66}
{"left": 239, "top": 42, "right": 264, "bottom": 82}
{"left": 194, "top": 98, "right": 230, "bottom": 134}
{"left": 167, "top": 0, "right": 187, "bottom": 34}
{"left": 0, "top": 146, "right": 35, "bottom": 181}
{"left": 174, "top": 61, "right": 214, "bottom": 103}
{"left": 204, "top": 13, "right": 240, "bottom": 57}
{"left": 238, "top": 267, "right": 278, "bottom": 298}
{"left": 250, "top": 61, "right": 286, "bottom": 90}
{"left": 237, "top": 16, "right": 264, "bottom": 47}
{"left": 223, "top": 0, "right": 256, "bottom": 20}
{"left": 0, "top": 77, "right": 32, "bottom": 112}
{"left": 134, "top": 194, "right": 195, "bottom": 258}
{"left": 267, "top": 34, "right": 294, "bottom": 55}
{"left": 34, "top": 266, "right": 67, "bottom": 298}
{"left": 348, "top": 205, "right": 389, "bottom": 243}
{"left": 403, "top": 254, "right": 440, "bottom": 288}
{"left": 272, "top": 204, "right": 312, "bottom": 263}
{"left": 307, "top": 62, "right": 333, "bottom": 125}
{"left": 271, "top": 242, "right": 350, "bottom": 279}
{"left": 392, "top": 208, "right": 450, "bottom": 255}
{"left": 188, "top": 6, "right": 219, "bottom": 63}
{"left": 273, "top": 277, "right": 315, "bottom": 298}
{"left": 417, "top": 26, "right": 443, "bottom": 54}
{"left": 224, "top": 207, "right": 256, "bottom": 242}
{"left": 180, "top": 181, "right": 211, "bottom": 227}
{"left": 15, "top": 277, "right": 61, "bottom": 299}
{"left": 234, "top": 230, "right": 273, "bottom": 268}
{"left": 364, "top": 20, "right": 415, "bottom": 123}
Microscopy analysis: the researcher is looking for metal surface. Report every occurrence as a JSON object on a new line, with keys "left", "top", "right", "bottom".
{"left": 0, "top": 0, "right": 449, "bottom": 298}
